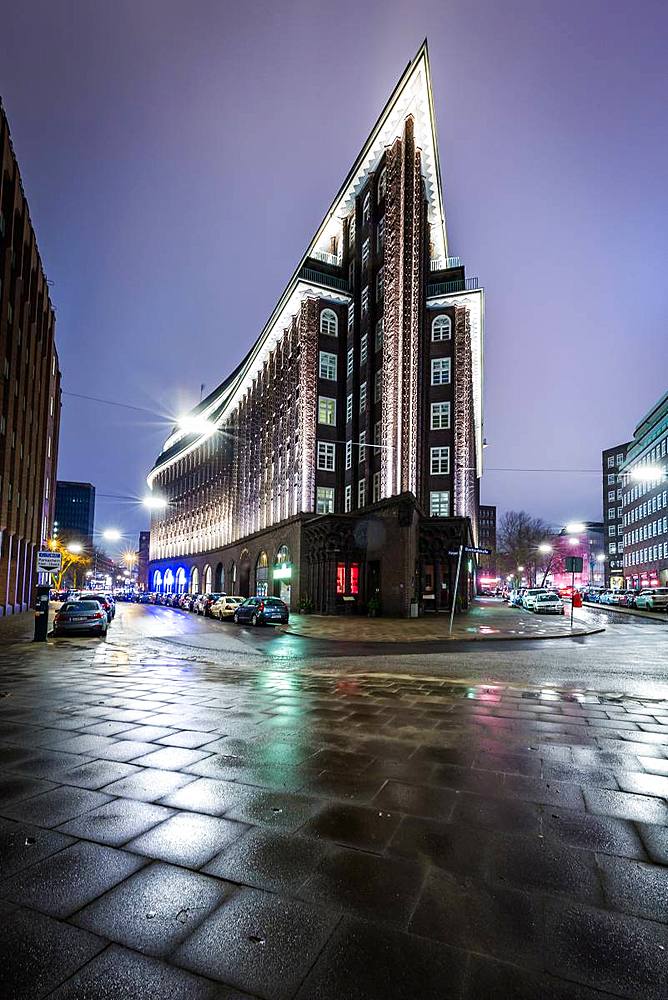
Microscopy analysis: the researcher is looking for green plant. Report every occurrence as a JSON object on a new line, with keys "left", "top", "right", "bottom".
{"left": 298, "top": 595, "right": 314, "bottom": 614}
{"left": 367, "top": 595, "right": 381, "bottom": 615}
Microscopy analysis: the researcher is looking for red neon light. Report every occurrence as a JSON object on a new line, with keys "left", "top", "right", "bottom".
{"left": 336, "top": 564, "right": 345, "bottom": 595}
{"left": 350, "top": 564, "right": 359, "bottom": 595}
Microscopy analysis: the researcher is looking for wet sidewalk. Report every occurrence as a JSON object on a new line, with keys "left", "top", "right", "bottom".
{"left": 0, "top": 640, "right": 666, "bottom": 999}
{"left": 281, "top": 598, "right": 603, "bottom": 643}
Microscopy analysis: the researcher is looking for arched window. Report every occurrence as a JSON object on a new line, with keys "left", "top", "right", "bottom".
{"left": 152, "top": 570, "right": 162, "bottom": 592}
{"left": 190, "top": 566, "right": 199, "bottom": 593}
{"left": 203, "top": 564, "right": 212, "bottom": 593}
{"left": 320, "top": 309, "right": 338, "bottom": 337}
{"left": 175, "top": 567, "right": 186, "bottom": 594}
{"left": 163, "top": 568, "right": 174, "bottom": 593}
{"left": 431, "top": 315, "right": 452, "bottom": 342}
{"left": 228, "top": 561, "right": 236, "bottom": 594}
{"left": 377, "top": 167, "right": 387, "bottom": 203}
{"left": 276, "top": 544, "right": 290, "bottom": 565}
{"left": 256, "top": 551, "right": 269, "bottom": 597}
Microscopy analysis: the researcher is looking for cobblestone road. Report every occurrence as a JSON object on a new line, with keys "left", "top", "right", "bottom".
{"left": 0, "top": 608, "right": 666, "bottom": 999}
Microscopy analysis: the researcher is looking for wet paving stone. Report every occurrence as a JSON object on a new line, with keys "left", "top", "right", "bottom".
{"left": 132, "top": 746, "right": 214, "bottom": 770}
{"left": 0, "top": 840, "right": 146, "bottom": 917}
{"left": 615, "top": 770, "right": 668, "bottom": 798}
{"left": 298, "top": 847, "right": 424, "bottom": 927}
{"left": 542, "top": 809, "right": 646, "bottom": 859}
{"left": 597, "top": 854, "right": 668, "bottom": 922}
{"left": 1, "top": 785, "right": 114, "bottom": 827}
{"left": 222, "top": 788, "right": 323, "bottom": 832}
{"left": 173, "top": 886, "right": 338, "bottom": 1000}
{"left": 502, "top": 774, "right": 586, "bottom": 809}
{"left": 72, "top": 861, "right": 232, "bottom": 957}
{"left": 451, "top": 791, "right": 542, "bottom": 834}
{"left": 295, "top": 916, "right": 467, "bottom": 1000}
{"left": 158, "top": 729, "right": 221, "bottom": 748}
{"left": 102, "top": 768, "right": 196, "bottom": 802}
{"left": 47, "top": 943, "right": 252, "bottom": 999}
{"left": 298, "top": 770, "right": 388, "bottom": 802}
{"left": 0, "top": 817, "right": 75, "bottom": 878}
{"left": 94, "top": 739, "right": 161, "bottom": 762}
{"left": 4, "top": 749, "right": 96, "bottom": 779}
{"left": 126, "top": 811, "right": 248, "bottom": 868}
{"left": 299, "top": 802, "right": 401, "bottom": 851}
{"left": 487, "top": 832, "right": 604, "bottom": 903}
{"left": 56, "top": 798, "right": 174, "bottom": 846}
{"left": 635, "top": 821, "right": 668, "bottom": 864}
{"left": 373, "top": 779, "right": 457, "bottom": 820}
{"left": 583, "top": 787, "right": 668, "bottom": 824}
{"left": 465, "top": 954, "right": 619, "bottom": 1000}
{"left": 160, "top": 777, "right": 249, "bottom": 815}
{"left": 0, "top": 905, "right": 104, "bottom": 1000}
{"left": 410, "top": 867, "right": 544, "bottom": 968}
{"left": 203, "top": 828, "right": 328, "bottom": 893}
{"left": 387, "top": 815, "right": 491, "bottom": 878}
{"left": 0, "top": 774, "right": 56, "bottom": 806}
{"left": 545, "top": 899, "right": 668, "bottom": 1000}
{"left": 57, "top": 759, "right": 143, "bottom": 789}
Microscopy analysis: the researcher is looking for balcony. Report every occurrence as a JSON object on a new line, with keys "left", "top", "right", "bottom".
{"left": 427, "top": 276, "right": 479, "bottom": 297}
{"left": 300, "top": 266, "right": 349, "bottom": 293}
{"left": 429, "top": 256, "right": 461, "bottom": 271}
{"left": 311, "top": 249, "right": 341, "bottom": 267}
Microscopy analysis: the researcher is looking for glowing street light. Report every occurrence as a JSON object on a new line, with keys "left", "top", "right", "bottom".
{"left": 67, "top": 542, "right": 83, "bottom": 554}
{"left": 629, "top": 465, "right": 665, "bottom": 482}
{"left": 177, "top": 414, "right": 216, "bottom": 437}
{"left": 596, "top": 553, "right": 606, "bottom": 563}
{"left": 102, "top": 528, "right": 122, "bottom": 542}
{"left": 566, "top": 522, "right": 586, "bottom": 535}
{"left": 517, "top": 565, "right": 525, "bottom": 572}
{"left": 538, "top": 543, "right": 552, "bottom": 555}
{"left": 142, "top": 495, "right": 168, "bottom": 511}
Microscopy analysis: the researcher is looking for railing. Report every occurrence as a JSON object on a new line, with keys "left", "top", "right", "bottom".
{"left": 430, "top": 256, "right": 461, "bottom": 271}
{"left": 300, "top": 267, "right": 349, "bottom": 293}
{"left": 310, "top": 249, "right": 341, "bottom": 267}
{"left": 427, "top": 276, "right": 479, "bottom": 297}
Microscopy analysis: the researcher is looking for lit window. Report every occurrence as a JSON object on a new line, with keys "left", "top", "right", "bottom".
{"left": 607, "top": 456, "right": 615, "bottom": 467}
{"left": 349, "top": 213, "right": 356, "bottom": 246}
{"left": 345, "top": 440, "right": 352, "bottom": 469}
{"left": 377, "top": 167, "right": 386, "bottom": 203}
{"left": 316, "top": 486, "right": 335, "bottom": 514}
{"left": 431, "top": 358, "right": 451, "bottom": 385}
{"left": 348, "top": 301, "right": 355, "bottom": 330}
{"left": 344, "top": 485, "right": 352, "bottom": 512}
{"left": 362, "top": 193, "right": 370, "bottom": 225}
{"left": 431, "top": 401, "right": 451, "bottom": 430}
{"left": 430, "top": 447, "right": 450, "bottom": 475}
{"left": 616, "top": 453, "right": 624, "bottom": 463}
{"left": 346, "top": 394, "right": 353, "bottom": 423}
{"left": 319, "top": 351, "right": 337, "bottom": 380}
{"left": 376, "top": 216, "right": 384, "bottom": 253}
{"left": 372, "top": 471, "right": 381, "bottom": 502}
{"left": 337, "top": 563, "right": 346, "bottom": 593}
{"left": 318, "top": 397, "right": 336, "bottom": 425}
{"left": 359, "top": 382, "right": 367, "bottom": 413}
{"left": 361, "top": 239, "right": 370, "bottom": 268}
{"left": 431, "top": 315, "right": 451, "bottom": 341}
{"left": 375, "top": 318, "right": 383, "bottom": 351}
{"left": 347, "top": 348, "right": 354, "bottom": 377}
{"left": 361, "top": 286, "right": 369, "bottom": 315}
{"left": 607, "top": 474, "right": 615, "bottom": 485}
{"left": 430, "top": 491, "right": 450, "bottom": 516}
{"left": 359, "top": 432, "right": 366, "bottom": 462}
{"left": 376, "top": 267, "right": 384, "bottom": 302}
{"left": 350, "top": 563, "right": 360, "bottom": 593}
{"left": 360, "top": 333, "right": 368, "bottom": 365}
{"left": 320, "top": 309, "right": 338, "bottom": 337}
{"left": 358, "top": 479, "right": 366, "bottom": 506}
{"left": 317, "top": 441, "right": 336, "bottom": 471}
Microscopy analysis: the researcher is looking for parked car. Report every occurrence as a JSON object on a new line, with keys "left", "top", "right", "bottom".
{"left": 521, "top": 588, "right": 548, "bottom": 610}
{"left": 532, "top": 592, "right": 565, "bottom": 615}
{"left": 195, "top": 593, "right": 225, "bottom": 616}
{"left": 635, "top": 588, "right": 668, "bottom": 611}
{"left": 210, "top": 596, "right": 244, "bottom": 621}
{"left": 178, "top": 593, "right": 197, "bottom": 611}
{"left": 136, "top": 592, "right": 152, "bottom": 604}
{"left": 79, "top": 592, "right": 114, "bottom": 622}
{"left": 53, "top": 599, "right": 108, "bottom": 637}
{"left": 604, "top": 590, "right": 631, "bottom": 606}
{"left": 582, "top": 588, "right": 604, "bottom": 604}
{"left": 508, "top": 589, "right": 526, "bottom": 607}
{"left": 233, "top": 596, "right": 289, "bottom": 626}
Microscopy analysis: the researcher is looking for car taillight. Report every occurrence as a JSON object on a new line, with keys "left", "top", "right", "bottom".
{"left": 87, "top": 612, "right": 103, "bottom": 620}
{"left": 258, "top": 602, "right": 265, "bottom": 612}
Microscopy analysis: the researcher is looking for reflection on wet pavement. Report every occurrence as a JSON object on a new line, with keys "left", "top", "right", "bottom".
{"left": 0, "top": 636, "right": 666, "bottom": 999}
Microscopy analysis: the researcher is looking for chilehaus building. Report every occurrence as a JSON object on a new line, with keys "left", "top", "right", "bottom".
{"left": 147, "top": 43, "right": 484, "bottom": 616}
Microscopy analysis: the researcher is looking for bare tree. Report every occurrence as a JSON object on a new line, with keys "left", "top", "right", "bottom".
{"left": 497, "top": 510, "right": 556, "bottom": 585}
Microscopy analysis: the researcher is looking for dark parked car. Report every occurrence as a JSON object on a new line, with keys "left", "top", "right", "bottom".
{"left": 136, "top": 592, "right": 151, "bottom": 603}
{"left": 233, "top": 596, "right": 289, "bottom": 626}
{"left": 195, "top": 593, "right": 225, "bottom": 616}
{"left": 53, "top": 600, "right": 108, "bottom": 637}
{"left": 79, "top": 592, "right": 114, "bottom": 622}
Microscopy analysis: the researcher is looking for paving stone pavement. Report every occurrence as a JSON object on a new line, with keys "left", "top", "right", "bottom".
{"left": 0, "top": 640, "right": 666, "bottom": 999}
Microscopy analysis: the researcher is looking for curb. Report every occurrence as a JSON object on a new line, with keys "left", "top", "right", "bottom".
{"left": 278, "top": 623, "right": 606, "bottom": 645}
{"left": 582, "top": 601, "right": 668, "bottom": 622}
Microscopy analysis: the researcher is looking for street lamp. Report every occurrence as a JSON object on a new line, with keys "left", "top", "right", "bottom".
{"left": 566, "top": 522, "right": 586, "bottom": 534}
{"left": 142, "top": 495, "right": 168, "bottom": 511}
{"left": 67, "top": 542, "right": 83, "bottom": 554}
{"left": 596, "top": 553, "right": 606, "bottom": 563}
{"left": 629, "top": 465, "right": 665, "bottom": 482}
{"left": 177, "top": 415, "right": 216, "bottom": 437}
{"left": 538, "top": 543, "right": 552, "bottom": 555}
{"left": 102, "top": 528, "right": 122, "bottom": 542}
{"left": 568, "top": 536, "right": 580, "bottom": 547}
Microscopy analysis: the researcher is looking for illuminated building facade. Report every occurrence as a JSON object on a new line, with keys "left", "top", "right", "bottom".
{"left": 0, "top": 100, "right": 61, "bottom": 615}
{"left": 602, "top": 443, "right": 629, "bottom": 588}
{"left": 147, "top": 44, "right": 484, "bottom": 616}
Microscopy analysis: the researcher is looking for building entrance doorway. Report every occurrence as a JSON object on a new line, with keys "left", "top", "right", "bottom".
{"left": 239, "top": 555, "right": 251, "bottom": 597}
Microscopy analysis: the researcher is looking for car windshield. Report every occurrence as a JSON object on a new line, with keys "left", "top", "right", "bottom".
{"left": 537, "top": 594, "right": 557, "bottom": 601}
{"left": 62, "top": 601, "right": 99, "bottom": 611}
{"left": 265, "top": 598, "right": 285, "bottom": 606}
{"left": 527, "top": 590, "right": 546, "bottom": 596}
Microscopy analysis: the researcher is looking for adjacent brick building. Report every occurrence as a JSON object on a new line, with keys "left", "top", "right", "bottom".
{"left": 602, "top": 443, "right": 629, "bottom": 588}
{"left": 478, "top": 504, "right": 497, "bottom": 583}
{"left": 147, "top": 44, "right": 485, "bottom": 616}
{"left": 0, "top": 100, "right": 61, "bottom": 615}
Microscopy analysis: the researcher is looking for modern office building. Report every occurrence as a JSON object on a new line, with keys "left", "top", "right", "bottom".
{"left": 137, "top": 530, "right": 150, "bottom": 590}
{"left": 0, "top": 100, "right": 61, "bottom": 615}
{"left": 602, "top": 443, "right": 629, "bottom": 588}
{"left": 54, "top": 481, "right": 95, "bottom": 548}
{"left": 147, "top": 43, "right": 484, "bottom": 616}
{"left": 620, "top": 391, "right": 668, "bottom": 588}
{"left": 477, "top": 504, "right": 497, "bottom": 583}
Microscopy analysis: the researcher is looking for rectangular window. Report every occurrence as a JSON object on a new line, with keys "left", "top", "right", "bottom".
{"left": 607, "top": 455, "right": 615, "bottom": 467}
{"left": 362, "top": 194, "right": 370, "bottom": 226}
{"left": 358, "top": 479, "right": 366, "bottom": 507}
{"left": 349, "top": 213, "right": 356, "bottom": 246}
{"left": 607, "top": 474, "right": 615, "bottom": 485}
{"left": 350, "top": 563, "right": 360, "bottom": 594}
{"left": 361, "top": 239, "right": 370, "bottom": 268}
{"left": 346, "top": 393, "right": 353, "bottom": 423}
{"left": 616, "top": 453, "right": 624, "bottom": 464}
{"left": 360, "top": 333, "right": 368, "bottom": 365}
{"left": 359, "top": 432, "right": 366, "bottom": 462}
{"left": 348, "top": 301, "right": 355, "bottom": 330}
{"left": 347, "top": 348, "right": 354, "bottom": 378}
{"left": 431, "top": 401, "right": 451, "bottom": 430}
{"left": 336, "top": 563, "right": 346, "bottom": 593}
{"left": 608, "top": 508, "right": 615, "bottom": 519}
{"left": 374, "top": 369, "right": 382, "bottom": 402}
{"left": 361, "top": 286, "right": 369, "bottom": 315}
{"left": 359, "top": 382, "right": 367, "bottom": 413}
{"left": 318, "top": 397, "right": 336, "bottom": 425}
{"left": 375, "top": 317, "right": 383, "bottom": 351}
{"left": 374, "top": 420, "right": 381, "bottom": 446}
{"left": 317, "top": 441, "right": 335, "bottom": 471}
{"left": 430, "top": 446, "right": 450, "bottom": 475}
{"left": 344, "top": 484, "right": 352, "bottom": 512}
{"left": 431, "top": 358, "right": 451, "bottom": 385}
{"left": 607, "top": 490, "right": 616, "bottom": 501}
{"left": 430, "top": 491, "right": 450, "bottom": 516}
{"left": 372, "top": 471, "right": 381, "bottom": 502}
{"left": 376, "top": 267, "right": 384, "bottom": 302}
{"left": 376, "top": 216, "right": 384, "bottom": 253}
{"left": 316, "top": 486, "right": 335, "bottom": 514}
{"left": 345, "top": 440, "right": 352, "bottom": 470}
{"left": 319, "top": 351, "right": 337, "bottom": 380}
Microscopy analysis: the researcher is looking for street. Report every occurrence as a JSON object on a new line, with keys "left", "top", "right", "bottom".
{"left": 0, "top": 603, "right": 666, "bottom": 999}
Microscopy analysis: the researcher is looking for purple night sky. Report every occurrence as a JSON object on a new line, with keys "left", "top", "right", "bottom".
{"left": 1, "top": 0, "right": 666, "bottom": 555}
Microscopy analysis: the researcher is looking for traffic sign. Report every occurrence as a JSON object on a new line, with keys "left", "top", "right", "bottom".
{"left": 37, "top": 550, "right": 62, "bottom": 574}
{"left": 447, "top": 547, "right": 492, "bottom": 556}
{"left": 565, "top": 556, "right": 583, "bottom": 573}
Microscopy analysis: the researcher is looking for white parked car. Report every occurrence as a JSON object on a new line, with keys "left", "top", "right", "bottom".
{"left": 532, "top": 592, "right": 565, "bottom": 615}
{"left": 522, "top": 588, "right": 548, "bottom": 610}
{"left": 634, "top": 588, "right": 668, "bottom": 611}
{"left": 210, "top": 595, "right": 244, "bottom": 620}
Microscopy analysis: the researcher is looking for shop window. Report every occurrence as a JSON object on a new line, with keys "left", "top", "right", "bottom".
{"left": 336, "top": 563, "right": 346, "bottom": 594}
{"left": 350, "top": 564, "right": 359, "bottom": 594}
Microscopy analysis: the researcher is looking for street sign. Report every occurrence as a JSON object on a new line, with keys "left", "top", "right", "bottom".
{"left": 447, "top": 547, "right": 492, "bottom": 557}
{"left": 37, "top": 550, "right": 62, "bottom": 574}
{"left": 565, "top": 556, "right": 583, "bottom": 573}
